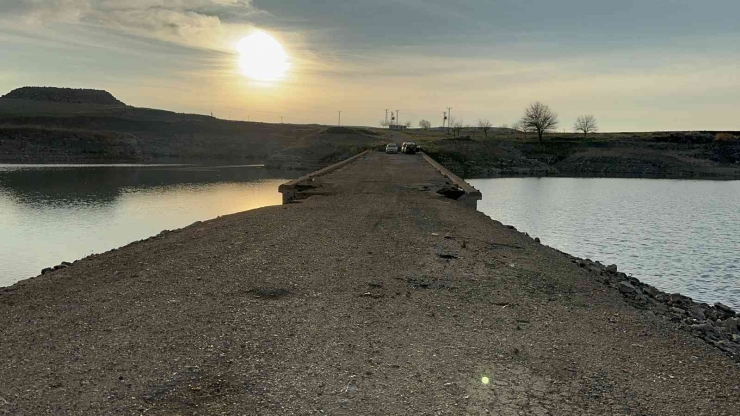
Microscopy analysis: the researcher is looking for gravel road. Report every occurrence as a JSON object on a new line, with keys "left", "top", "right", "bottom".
{"left": 1, "top": 152, "right": 738, "bottom": 415}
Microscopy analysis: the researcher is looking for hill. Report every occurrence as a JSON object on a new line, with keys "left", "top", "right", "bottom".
{"left": 0, "top": 94, "right": 384, "bottom": 169}
{"left": 2, "top": 87, "right": 125, "bottom": 106}
{"left": 0, "top": 86, "right": 738, "bottom": 178}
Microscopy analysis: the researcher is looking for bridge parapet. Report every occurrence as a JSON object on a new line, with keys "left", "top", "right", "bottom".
{"left": 278, "top": 150, "right": 482, "bottom": 209}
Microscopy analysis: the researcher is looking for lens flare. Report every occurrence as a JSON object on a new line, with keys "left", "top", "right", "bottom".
{"left": 481, "top": 376, "right": 490, "bottom": 385}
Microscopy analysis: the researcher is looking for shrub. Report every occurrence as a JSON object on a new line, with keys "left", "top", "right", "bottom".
{"left": 714, "top": 132, "right": 737, "bottom": 142}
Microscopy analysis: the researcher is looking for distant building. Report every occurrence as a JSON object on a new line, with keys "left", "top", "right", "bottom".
{"left": 389, "top": 124, "right": 407, "bottom": 130}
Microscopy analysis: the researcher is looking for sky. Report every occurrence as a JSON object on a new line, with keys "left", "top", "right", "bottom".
{"left": 0, "top": 0, "right": 739, "bottom": 131}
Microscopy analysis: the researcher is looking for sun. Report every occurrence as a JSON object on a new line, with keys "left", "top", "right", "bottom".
{"left": 237, "top": 31, "right": 290, "bottom": 82}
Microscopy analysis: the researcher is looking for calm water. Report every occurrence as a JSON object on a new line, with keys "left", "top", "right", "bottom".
{"left": 469, "top": 178, "right": 740, "bottom": 310}
{"left": 0, "top": 164, "right": 295, "bottom": 287}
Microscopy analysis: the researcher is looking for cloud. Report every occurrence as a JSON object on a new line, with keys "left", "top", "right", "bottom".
{"left": 0, "top": 0, "right": 262, "bottom": 49}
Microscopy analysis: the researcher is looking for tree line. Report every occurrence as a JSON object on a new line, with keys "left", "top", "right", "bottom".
{"left": 392, "top": 103, "right": 600, "bottom": 142}
{"left": 513, "top": 102, "right": 598, "bottom": 144}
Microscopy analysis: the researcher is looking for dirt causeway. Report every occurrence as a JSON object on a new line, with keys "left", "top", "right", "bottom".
{"left": 1, "top": 152, "right": 739, "bottom": 415}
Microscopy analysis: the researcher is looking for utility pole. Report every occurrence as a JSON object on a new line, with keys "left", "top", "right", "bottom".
{"left": 281, "top": 116, "right": 284, "bottom": 124}
{"left": 385, "top": 109, "right": 388, "bottom": 128}
{"left": 396, "top": 110, "right": 400, "bottom": 128}
{"left": 338, "top": 111, "right": 342, "bottom": 126}
{"left": 443, "top": 112, "right": 447, "bottom": 129}
{"left": 446, "top": 107, "right": 453, "bottom": 134}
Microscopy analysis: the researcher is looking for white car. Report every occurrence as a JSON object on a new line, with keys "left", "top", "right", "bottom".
{"left": 385, "top": 143, "right": 399, "bottom": 154}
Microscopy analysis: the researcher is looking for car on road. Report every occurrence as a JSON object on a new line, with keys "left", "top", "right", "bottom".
{"left": 385, "top": 143, "right": 398, "bottom": 154}
{"left": 401, "top": 141, "right": 417, "bottom": 154}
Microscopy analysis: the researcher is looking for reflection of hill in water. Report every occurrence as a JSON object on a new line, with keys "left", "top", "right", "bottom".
{"left": 0, "top": 165, "right": 298, "bottom": 207}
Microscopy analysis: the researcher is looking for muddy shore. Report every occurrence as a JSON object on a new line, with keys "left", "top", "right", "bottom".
{"left": 2, "top": 152, "right": 739, "bottom": 415}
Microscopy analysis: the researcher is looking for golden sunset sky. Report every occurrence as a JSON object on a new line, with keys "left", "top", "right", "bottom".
{"left": 1, "top": 0, "right": 738, "bottom": 131}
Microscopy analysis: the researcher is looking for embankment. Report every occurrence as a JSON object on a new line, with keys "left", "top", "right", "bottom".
{"left": 2, "top": 151, "right": 739, "bottom": 415}
{"left": 420, "top": 130, "right": 740, "bottom": 179}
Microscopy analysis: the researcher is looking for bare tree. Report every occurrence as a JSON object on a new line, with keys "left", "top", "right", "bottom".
{"left": 520, "top": 101, "right": 559, "bottom": 145}
{"left": 379, "top": 120, "right": 389, "bottom": 128}
{"left": 573, "top": 115, "right": 598, "bottom": 137}
{"left": 478, "top": 119, "right": 492, "bottom": 138}
{"left": 512, "top": 121, "right": 530, "bottom": 140}
{"left": 405, "top": 121, "right": 412, "bottom": 128}
{"left": 451, "top": 118, "right": 464, "bottom": 138}
{"left": 418, "top": 119, "right": 431, "bottom": 130}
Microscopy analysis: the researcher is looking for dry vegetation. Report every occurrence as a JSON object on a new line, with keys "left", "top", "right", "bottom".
{"left": 1, "top": 89, "right": 739, "bottom": 178}
{"left": 392, "top": 127, "right": 740, "bottom": 179}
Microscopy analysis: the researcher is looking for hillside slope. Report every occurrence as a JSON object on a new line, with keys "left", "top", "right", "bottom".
{"left": 0, "top": 97, "right": 384, "bottom": 169}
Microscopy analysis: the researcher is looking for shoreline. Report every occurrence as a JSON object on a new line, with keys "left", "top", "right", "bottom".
{"left": 2, "top": 156, "right": 739, "bottom": 180}
{"left": 466, "top": 171, "right": 740, "bottom": 181}
{"left": 16, "top": 217, "right": 739, "bottom": 363}
{"left": 4, "top": 162, "right": 737, "bottom": 359}
{"left": 502, "top": 224, "right": 740, "bottom": 362}
{"left": 2, "top": 152, "right": 740, "bottom": 414}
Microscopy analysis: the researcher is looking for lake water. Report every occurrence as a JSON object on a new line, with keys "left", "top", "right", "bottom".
{"left": 4, "top": 168, "right": 738, "bottom": 311}
{"left": 469, "top": 178, "right": 740, "bottom": 310}
{"left": 0, "top": 164, "right": 295, "bottom": 288}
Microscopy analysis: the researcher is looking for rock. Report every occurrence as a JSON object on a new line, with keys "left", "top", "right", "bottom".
{"left": 688, "top": 306, "right": 706, "bottom": 321}
{"left": 691, "top": 323, "right": 721, "bottom": 341}
{"left": 641, "top": 285, "right": 660, "bottom": 298}
{"left": 670, "top": 307, "right": 686, "bottom": 316}
{"left": 619, "top": 281, "right": 636, "bottom": 295}
{"left": 712, "top": 340, "right": 736, "bottom": 353}
{"left": 668, "top": 293, "right": 693, "bottom": 309}
{"left": 718, "top": 318, "right": 740, "bottom": 335}
{"left": 702, "top": 306, "right": 720, "bottom": 321}
{"left": 606, "top": 264, "right": 618, "bottom": 273}
{"left": 588, "top": 265, "right": 602, "bottom": 274}
{"left": 61, "top": 261, "right": 73, "bottom": 267}
{"left": 41, "top": 267, "right": 53, "bottom": 275}
{"left": 635, "top": 294, "right": 650, "bottom": 308}
{"left": 650, "top": 302, "right": 669, "bottom": 314}
{"left": 436, "top": 184, "right": 465, "bottom": 200}
{"left": 715, "top": 302, "right": 736, "bottom": 317}
{"left": 534, "top": 237, "right": 541, "bottom": 243}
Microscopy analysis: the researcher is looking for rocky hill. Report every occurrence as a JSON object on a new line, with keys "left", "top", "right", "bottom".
{"left": 1, "top": 87, "right": 125, "bottom": 106}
